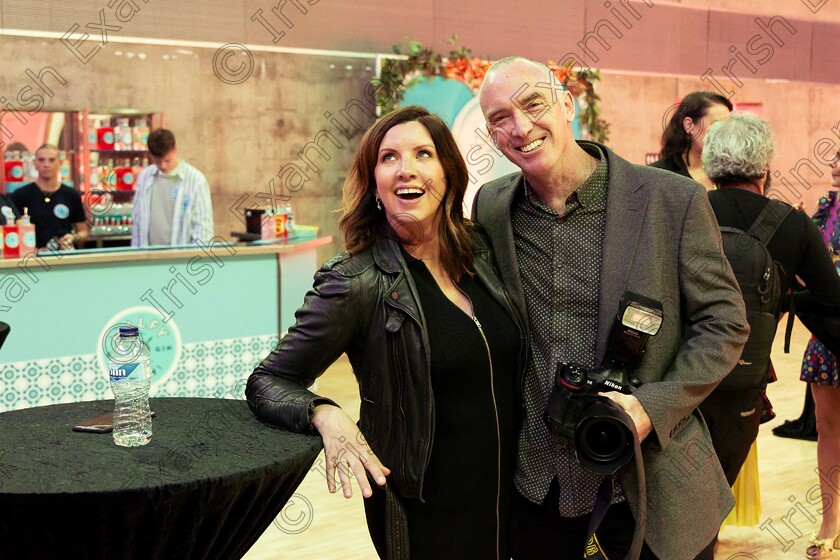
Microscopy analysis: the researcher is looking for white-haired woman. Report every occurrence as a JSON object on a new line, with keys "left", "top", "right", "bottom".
{"left": 700, "top": 113, "right": 840, "bottom": 559}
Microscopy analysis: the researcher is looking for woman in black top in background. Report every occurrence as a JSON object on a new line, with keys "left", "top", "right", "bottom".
{"left": 246, "top": 106, "right": 525, "bottom": 559}
{"left": 650, "top": 91, "right": 732, "bottom": 190}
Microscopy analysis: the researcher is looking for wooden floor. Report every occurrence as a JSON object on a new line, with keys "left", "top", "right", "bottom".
{"left": 243, "top": 320, "right": 829, "bottom": 559}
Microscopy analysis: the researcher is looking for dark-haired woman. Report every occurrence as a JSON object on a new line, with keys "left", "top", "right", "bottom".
{"left": 246, "top": 106, "right": 525, "bottom": 559}
{"left": 650, "top": 91, "right": 733, "bottom": 190}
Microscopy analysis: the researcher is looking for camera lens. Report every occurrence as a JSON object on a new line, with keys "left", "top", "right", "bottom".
{"left": 579, "top": 418, "right": 628, "bottom": 462}
{"left": 570, "top": 395, "right": 636, "bottom": 476}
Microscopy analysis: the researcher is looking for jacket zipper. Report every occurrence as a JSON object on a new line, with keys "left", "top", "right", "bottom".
{"left": 470, "top": 315, "right": 502, "bottom": 560}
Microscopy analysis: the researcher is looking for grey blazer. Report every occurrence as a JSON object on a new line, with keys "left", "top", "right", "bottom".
{"left": 472, "top": 141, "right": 749, "bottom": 560}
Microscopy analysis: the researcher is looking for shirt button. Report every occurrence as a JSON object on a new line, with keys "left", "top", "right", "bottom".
{"left": 391, "top": 292, "right": 399, "bottom": 300}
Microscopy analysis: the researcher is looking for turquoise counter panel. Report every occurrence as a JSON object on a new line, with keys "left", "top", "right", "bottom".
{"left": 0, "top": 242, "right": 324, "bottom": 412}
{"left": 0, "top": 253, "right": 277, "bottom": 363}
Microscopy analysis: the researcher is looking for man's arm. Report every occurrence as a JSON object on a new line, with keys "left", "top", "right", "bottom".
{"left": 190, "top": 173, "right": 214, "bottom": 244}
{"left": 65, "top": 192, "right": 89, "bottom": 249}
{"left": 631, "top": 186, "right": 750, "bottom": 450}
{"left": 131, "top": 168, "right": 151, "bottom": 247}
{"left": 65, "top": 220, "right": 89, "bottom": 249}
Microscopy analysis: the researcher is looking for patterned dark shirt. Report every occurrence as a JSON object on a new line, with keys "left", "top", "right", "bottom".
{"left": 512, "top": 143, "right": 625, "bottom": 516}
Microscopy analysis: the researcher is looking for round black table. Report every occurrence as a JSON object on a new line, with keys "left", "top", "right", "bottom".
{"left": 0, "top": 397, "right": 322, "bottom": 560}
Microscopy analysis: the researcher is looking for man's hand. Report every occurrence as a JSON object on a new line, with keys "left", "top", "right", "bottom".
{"left": 598, "top": 392, "right": 653, "bottom": 442}
{"left": 58, "top": 233, "right": 76, "bottom": 250}
{"left": 311, "top": 404, "right": 390, "bottom": 499}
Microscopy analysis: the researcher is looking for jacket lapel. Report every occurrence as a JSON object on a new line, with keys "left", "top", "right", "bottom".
{"left": 594, "top": 145, "right": 649, "bottom": 366}
{"left": 479, "top": 175, "right": 529, "bottom": 324}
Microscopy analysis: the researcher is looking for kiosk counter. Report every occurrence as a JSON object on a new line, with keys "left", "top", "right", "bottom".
{"left": 0, "top": 235, "right": 332, "bottom": 412}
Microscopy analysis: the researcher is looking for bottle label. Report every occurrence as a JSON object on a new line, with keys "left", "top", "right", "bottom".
{"left": 124, "top": 172, "right": 134, "bottom": 185}
{"left": 23, "top": 232, "right": 35, "bottom": 247}
{"left": 109, "top": 362, "right": 140, "bottom": 381}
{"left": 103, "top": 132, "right": 114, "bottom": 144}
{"left": 10, "top": 166, "right": 23, "bottom": 179}
{"left": 5, "top": 233, "right": 19, "bottom": 248}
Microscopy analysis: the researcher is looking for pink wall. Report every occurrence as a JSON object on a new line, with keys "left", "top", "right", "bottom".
{"left": 598, "top": 71, "right": 839, "bottom": 214}
{"left": 3, "top": 1, "right": 838, "bottom": 85}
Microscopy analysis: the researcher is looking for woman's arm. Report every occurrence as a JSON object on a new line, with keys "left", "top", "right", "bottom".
{"left": 246, "top": 258, "right": 390, "bottom": 497}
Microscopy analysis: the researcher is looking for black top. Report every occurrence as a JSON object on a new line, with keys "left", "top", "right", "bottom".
{"left": 403, "top": 251, "right": 519, "bottom": 559}
{"left": 10, "top": 182, "right": 86, "bottom": 247}
{"left": 650, "top": 154, "right": 690, "bottom": 177}
{"left": 0, "top": 193, "right": 20, "bottom": 225}
{"left": 708, "top": 188, "right": 840, "bottom": 310}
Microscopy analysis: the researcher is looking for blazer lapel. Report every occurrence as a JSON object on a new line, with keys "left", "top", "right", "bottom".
{"left": 595, "top": 148, "right": 649, "bottom": 366}
{"left": 479, "top": 175, "right": 529, "bottom": 324}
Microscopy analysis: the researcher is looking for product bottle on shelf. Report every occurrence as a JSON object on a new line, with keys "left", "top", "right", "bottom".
{"left": 133, "top": 118, "right": 150, "bottom": 151}
{"left": 4, "top": 151, "right": 24, "bottom": 183}
{"left": 90, "top": 152, "right": 101, "bottom": 188}
{"left": 24, "top": 152, "right": 37, "bottom": 181}
{"left": 108, "top": 326, "right": 153, "bottom": 447}
{"left": 97, "top": 118, "right": 115, "bottom": 150}
{"left": 116, "top": 158, "right": 135, "bottom": 190}
{"left": 116, "top": 118, "right": 132, "bottom": 151}
{"left": 103, "top": 159, "right": 116, "bottom": 190}
{"left": 59, "top": 151, "right": 71, "bottom": 184}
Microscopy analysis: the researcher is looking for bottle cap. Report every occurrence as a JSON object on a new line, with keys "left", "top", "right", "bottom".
{"left": 118, "top": 326, "right": 140, "bottom": 337}
{"left": 20, "top": 208, "right": 30, "bottom": 225}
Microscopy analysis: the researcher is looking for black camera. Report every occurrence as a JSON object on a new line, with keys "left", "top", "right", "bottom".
{"left": 545, "top": 293, "right": 663, "bottom": 475}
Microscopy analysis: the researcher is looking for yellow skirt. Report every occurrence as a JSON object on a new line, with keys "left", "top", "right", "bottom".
{"left": 722, "top": 440, "right": 762, "bottom": 527}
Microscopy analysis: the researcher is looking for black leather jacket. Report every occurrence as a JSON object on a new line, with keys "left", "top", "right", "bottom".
{"left": 246, "top": 226, "right": 526, "bottom": 500}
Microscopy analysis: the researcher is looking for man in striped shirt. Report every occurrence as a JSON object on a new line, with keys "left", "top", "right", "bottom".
{"left": 131, "top": 129, "right": 214, "bottom": 246}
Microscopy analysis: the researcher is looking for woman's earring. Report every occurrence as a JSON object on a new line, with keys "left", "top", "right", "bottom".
{"left": 375, "top": 196, "right": 382, "bottom": 211}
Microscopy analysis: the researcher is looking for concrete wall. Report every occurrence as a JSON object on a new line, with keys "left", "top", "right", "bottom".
{"left": 0, "top": 34, "right": 376, "bottom": 261}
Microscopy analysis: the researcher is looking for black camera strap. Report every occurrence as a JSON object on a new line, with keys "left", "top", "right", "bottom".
{"left": 583, "top": 407, "right": 647, "bottom": 560}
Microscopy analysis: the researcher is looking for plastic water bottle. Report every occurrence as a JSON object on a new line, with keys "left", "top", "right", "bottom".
{"left": 108, "top": 326, "right": 152, "bottom": 446}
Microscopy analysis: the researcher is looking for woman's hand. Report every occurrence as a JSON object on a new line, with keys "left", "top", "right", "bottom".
{"left": 311, "top": 404, "right": 390, "bottom": 498}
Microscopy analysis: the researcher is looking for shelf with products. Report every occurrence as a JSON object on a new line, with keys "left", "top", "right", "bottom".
{"left": 0, "top": 109, "right": 163, "bottom": 196}
{"left": 0, "top": 110, "right": 81, "bottom": 195}
{"left": 83, "top": 110, "right": 164, "bottom": 193}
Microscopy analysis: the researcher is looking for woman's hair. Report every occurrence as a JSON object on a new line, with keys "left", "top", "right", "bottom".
{"left": 702, "top": 112, "right": 774, "bottom": 184}
{"left": 660, "top": 91, "right": 733, "bottom": 160}
{"left": 339, "top": 105, "right": 473, "bottom": 280}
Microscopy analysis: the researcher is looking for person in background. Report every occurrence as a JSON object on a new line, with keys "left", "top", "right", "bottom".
{"left": 131, "top": 128, "right": 213, "bottom": 246}
{"left": 798, "top": 147, "right": 840, "bottom": 559}
{"left": 650, "top": 91, "right": 733, "bottom": 190}
{"left": 246, "top": 106, "right": 525, "bottom": 559}
{"left": 699, "top": 113, "right": 840, "bottom": 519}
{"left": 474, "top": 57, "right": 748, "bottom": 560}
{"left": 10, "top": 143, "right": 87, "bottom": 249}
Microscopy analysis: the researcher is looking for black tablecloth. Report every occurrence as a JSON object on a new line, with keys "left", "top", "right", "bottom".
{"left": 0, "top": 397, "right": 322, "bottom": 560}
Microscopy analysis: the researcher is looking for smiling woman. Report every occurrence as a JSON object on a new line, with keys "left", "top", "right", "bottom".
{"left": 373, "top": 121, "right": 448, "bottom": 252}
{"left": 340, "top": 106, "right": 472, "bottom": 279}
{"left": 246, "top": 106, "right": 527, "bottom": 559}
